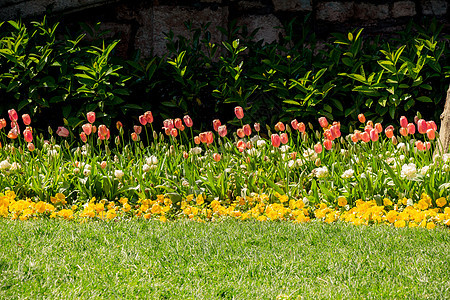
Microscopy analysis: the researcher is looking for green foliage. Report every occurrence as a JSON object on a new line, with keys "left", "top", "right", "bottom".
{"left": 0, "top": 17, "right": 449, "bottom": 132}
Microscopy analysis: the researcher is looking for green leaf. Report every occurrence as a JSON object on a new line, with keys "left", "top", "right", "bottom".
{"left": 283, "top": 100, "right": 301, "bottom": 106}
{"left": 417, "top": 96, "right": 432, "bottom": 102}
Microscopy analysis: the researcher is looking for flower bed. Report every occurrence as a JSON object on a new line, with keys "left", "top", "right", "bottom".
{"left": 1, "top": 107, "right": 449, "bottom": 228}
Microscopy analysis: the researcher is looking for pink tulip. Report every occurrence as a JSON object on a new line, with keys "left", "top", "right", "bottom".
{"left": 206, "top": 131, "right": 214, "bottom": 145}
{"left": 82, "top": 123, "right": 92, "bottom": 136}
{"left": 237, "top": 140, "right": 246, "bottom": 152}
{"left": 194, "top": 136, "right": 200, "bottom": 144}
{"left": 183, "top": 115, "right": 193, "bottom": 127}
{"left": 351, "top": 134, "right": 359, "bottom": 143}
{"left": 218, "top": 125, "right": 227, "bottom": 137}
{"left": 243, "top": 124, "right": 251, "bottom": 136}
{"left": 80, "top": 132, "right": 87, "bottom": 143}
{"left": 400, "top": 116, "right": 407, "bottom": 128}
{"left": 8, "top": 109, "right": 18, "bottom": 122}
{"left": 407, "top": 123, "right": 415, "bottom": 135}
{"left": 213, "top": 119, "right": 221, "bottom": 132}
{"left": 22, "top": 114, "right": 31, "bottom": 125}
{"left": 174, "top": 118, "right": 183, "bottom": 129}
{"left": 234, "top": 106, "right": 244, "bottom": 119}
{"left": 318, "top": 117, "right": 328, "bottom": 128}
{"left": 56, "top": 126, "right": 69, "bottom": 138}
{"left": 417, "top": 119, "right": 427, "bottom": 134}
{"left": 280, "top": 133, "right": 288, "bottom": 144}
{"left": 361, "top": 131, "right": 370, "bottom": 142}
{"left": 427, "top": 120, "right": 437, "bottom": 131}
{"left": 254, "top": 123, "right": 260, "bottom": 132}
{"left": 87, "top": 111, "right": 96, "bottom": 124}
{"left": 385, "top": 126, "right": 394, "bottom": 139}
{"left": 330, "top": 125, "right": 341, "bottom": 138}
{"left": 145, "top": 111, "right": 153, "bottom": 124}
{"left": 199, "top": 132, "right": 207, "bottom": 144}
{"left": 0, "top": 118, "right": 6, "bottom": 129}
{"left": 415, "top": 140, "right": 424, "bottom": 151}
{"left": 424, "top": 141, "right": 431, "bottom": 150}
{"left": 23, "top": 128, "right": 33, "bottom": 143}
{"left": 370, "top": 129, "right": 379, "bottom": 141}
{"left": 139, "top": 115, "right": 147, "bottom": 126}
{"left": 163, "top": 119, "right": 174, "bottom": 131}
{"left": 98, "top": 125, "right": 110, "bottom": 140}
{"left": 324, "top": 139, "right": 332, "bottom": 150}
{"left": 314, "top": 143, "right": 322, "bottom": 154}
{"left": 170, "top": 128, "right": 178, "bottom": 137}
{"left": 291, "top": 119, "right": 299, "bottom": 130}
{"left": 271, "top": 134, "right": 281, "bottom": 148}
{"left": 134, "top": 125, "right": 142, "bottom": 135}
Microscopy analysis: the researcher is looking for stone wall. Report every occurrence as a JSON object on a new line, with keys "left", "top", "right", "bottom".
{"left": 1, "top": 0, "right": 448, "bottom": 57}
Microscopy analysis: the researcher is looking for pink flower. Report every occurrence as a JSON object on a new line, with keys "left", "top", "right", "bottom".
{"left": 254, "top": 123, "right": 260, "bottom": 132}
{"left": 22, "top": 114, "right": 31, "bottom": 125}
{"left": 98, "top": 125, "right": 110, "bottom": 140}
{"left": 27, "top": 143, "right": 35, "bottom": 152}
{"left": 361, "top": 131, "right": 370, "bottom": 142}
{"left": 375, "top": 123, "right": 383, "bottom": 133}
{"left": 174, "top": 118, "right": 183, "bottom": 129}
{"left": 131, "top": 132, "right": 138, "bottom": 142}
{"left": 330, "top": 125, "right": 341, "bottom": 138}
{"left": 163, "top": 119, "right": 174, "bottom": 131}
{"left": 291, "top": 119, "right": 299, "bottom": 130}
{"left": 237, "top": 140, "right": 246, "bottom": 152}
{"left": 243, "top": 124, "right": 251, "bottom": 136}
{"left": 271, "top": 134, "right": 281, "bottom": 148}
{"left": 415, "top": 140, "right": 424, "bottom": 151}
{"left": 23, "top": 128, "right": 33, "bottom": 143}
{"left": 399, "top": 127, "right": 408, "bottom": 137}
{"left": 206, "top": 131, "right": 214, "bottom": 145}
{"left": 139, "top": 115, "right": 147, "bottom": 126}
{"left": 218, "top": 125, "right": 227, "bottom": 137}
{"left": 369, "top": 129, "right": 379, "bottom": 141}
{"left": 56, "top": 126, "right": 69, "bottom": 138}
{"left": 82, "top": 123, "right": 92, "bottom": 136}
{"left": 385, "top": 126, "right": 394, "bottom": 139}
{"left": 213, "top": 119, "right": 221, "bottom": 132}
{"left": 0, "top": 118, "right": 6, "bottom": 129}
{"left": 170, "top": 128, "right": 178, "bottom": 137}
{"left": 145, "top": 111, "right": 153, "bottom": 124}
{"left": 407, "top": 123, "right": 415, "bottom": 135}
{"left": 318, "top": 117, "right": 328, "bottom": 128}
{"left": 234, "top": 106, "right": 244, "bottom": 119}
{"left": 314, "top": 143, "right": 322, "bottom": 153}
{"left": 87, "top": 111, "right": 96, "bottom": 124}
{"left": 80, "top": 132, "right": 87, "bottom": 143}
{"left": 134, "top": 125, "right": 142, "bottom": 135}
{"left": 183, "top": 115, "right": 193, "bottom": 127}
{"left": 280, "top": 133, "right": 288, "bottom": 144}
{"left": 8, "top": 109, "right": 18, "bottom": 122}
{"left": 427, "top": 120, "right": 437, "bottom": 131}
{"left": 324, "top": 139, "right": 332, "bottom": 150}
{"left": 417, "top": 119, "right": 427, "bottom": 134}
{"left": 194, "top": 136, "right": 200, "bottom": 144}
{"left": 298, "top": 122, "right": 305, "bottom": 133}
{"left": 399, "top": 116, "right": 407, "bottom": 128}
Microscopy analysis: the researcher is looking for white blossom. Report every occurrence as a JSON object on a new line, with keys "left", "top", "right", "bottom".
{"left": 341, "top": 169, "right": 354, "bottom": 179}
{"left": 401, "top": 163, "right": 417, "bottom": 180}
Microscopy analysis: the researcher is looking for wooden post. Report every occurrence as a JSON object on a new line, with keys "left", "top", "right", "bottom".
{"left": 436, "top": 85, "right": 450, "bottom": 156}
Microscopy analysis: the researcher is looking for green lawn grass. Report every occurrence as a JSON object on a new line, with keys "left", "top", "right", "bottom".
{"left": 0, "top": 220, "right": 449, "bottom": 299}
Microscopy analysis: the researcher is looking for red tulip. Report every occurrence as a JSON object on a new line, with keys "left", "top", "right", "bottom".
{"left": 234, "top": 106, "right": 244, "bottom": 119}
{"left": 318, "top": 117, "right": 328, "bottom": 128}
{"left": 324, "top": 139, "right": 332, "bottom": 150}
{"left": 417, "top": 119, "right": 427, "bottom": 134}
{"left": 271, "top": 134, "right": 281, "bottom": 148}
{"left": 298, "top": 122, "right": 306, "bottom": 133}
{"left": 82, "top": 123, "right": 92, "bottom": 136}
{"left": 23, "top": 128, "right": 33, "bottom": 143}
{"left": 144, "top": 111, "right": 153, "bottom": 124}
{"left": 174, "top": 118, "right": 183, "bottom": 129}
{"left": 134, "top": 125, "right": 142, "bottom": 135}
{"left": 213, "top": 119, "right": 221, "bottom": 132}
{"left": 87, "top": 111, "right": 96, "bottom": 124}
{"left": 183, "top": 115, "right": 193, "bottom": 127}
{"left": 280, "top": 133, "right": 288, "bottom": 144}
{"left": 407, "top": 123, "right": 415, "bottom": 135}
{"left": 314, "top": 143, "right": 322, "bottom": 153}
{"left": 291, "top": 119, "right": 299, "bottom": 130}
{"left": 243, "top": 124, "right": 251, "bottom": 136}
{"left": 400, "top": 116, "right": 407, "bottom": 128}
{"left": 139, "top": 115, "right": 147, "bottom": 126}
{"left": 22, "top": 114, "right": 31, "bottom": 125}
{"left": 213, "top": 153, "right": 221, "bottom": 162}
{"left": 8, "top": 109, "right": 18, "bottom": 122}
{"left": 370, "top": 129, "right": 379, "bottom": 141}
{"left": 358, "top": 114, "right": 366, "bottom": 123}
{"left": 275, "top": 122, "right": 285, "bottom": 132}
{"left": 80, "top": 132, "right": 87, "bottom": 143}
{"left": 361, "top": 131, "right": 370, "bottom": 142}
